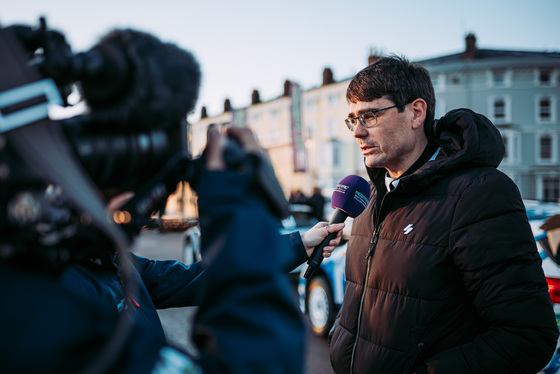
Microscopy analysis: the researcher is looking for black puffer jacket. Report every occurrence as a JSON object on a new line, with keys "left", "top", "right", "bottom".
{"left": 329, "top": 109, "right": 559, "bottom": 374}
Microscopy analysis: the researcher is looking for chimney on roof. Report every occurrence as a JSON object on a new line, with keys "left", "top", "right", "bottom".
{"left": 368, "top": 48, "right": 381, "bottom": 65}
{"left": 251, "top": 89, "right": 261, "bottom": 104}
{"left": 223, "top": 98, "right": 232, "bottom": 113}
{"left": 322, "top": 67, "right": 334, "bottom": 86}
{"left": 200, "top": 106, "right": 208, "bottom": 119}
{"left": 464, "top": 33, "right": 478, "bottom": 59}
{"left": 283, "top": 80, "right": 291, "bottom": 96}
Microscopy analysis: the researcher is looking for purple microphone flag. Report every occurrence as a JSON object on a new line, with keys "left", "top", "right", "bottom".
{"left": 331, "top": 175, "right": 370, "bottom": 218}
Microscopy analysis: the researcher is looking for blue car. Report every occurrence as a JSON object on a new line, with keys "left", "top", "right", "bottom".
{"left": 298, "top": 240, "right": 347, "bottom": 337}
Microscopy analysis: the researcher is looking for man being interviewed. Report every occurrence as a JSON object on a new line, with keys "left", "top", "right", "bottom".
{"left": 328, "top": 56, "right": 558, "bottom": 374}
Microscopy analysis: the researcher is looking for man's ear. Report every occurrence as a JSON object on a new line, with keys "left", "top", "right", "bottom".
{"left": 410, "top": 99, "right": 427, "bottom": 130}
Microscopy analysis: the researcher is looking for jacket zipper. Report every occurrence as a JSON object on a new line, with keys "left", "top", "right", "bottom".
{"left": 350, "top": 190, "right": 389, "bottom": 373}
{"left": 350, "top": 227, "right": 380, "bottom": 373}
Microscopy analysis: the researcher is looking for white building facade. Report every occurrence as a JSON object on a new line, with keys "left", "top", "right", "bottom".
{"left": 188, "top": 34, "right": 560, "bottom": 203}
{"left": 189, "top": 71, "right": 360, "bottom": 199}
{"left": 420, "top": 34, "right": 560, "bottom": 201}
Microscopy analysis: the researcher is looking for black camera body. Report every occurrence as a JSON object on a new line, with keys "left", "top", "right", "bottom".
{"left": 0, "top": 17, "right": 200, "bottom": 270}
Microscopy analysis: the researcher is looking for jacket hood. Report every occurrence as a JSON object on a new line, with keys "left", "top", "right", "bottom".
{"left": 367, "top": 108, "right": 504, "bottom": 190}
{"left": 432, "top": 108, "right": 504, "bottom": 170}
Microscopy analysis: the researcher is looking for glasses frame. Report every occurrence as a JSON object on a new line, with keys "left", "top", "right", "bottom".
{"left": 345, "top": 105, "right": 398, "bottom": 131}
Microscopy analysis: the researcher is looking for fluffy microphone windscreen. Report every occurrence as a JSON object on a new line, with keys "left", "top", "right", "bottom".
{"left": 84, "top": 29, "right": 201, "bottom": 129}
{"left": 331, "top": 175, "right": 370, "bottom": 218}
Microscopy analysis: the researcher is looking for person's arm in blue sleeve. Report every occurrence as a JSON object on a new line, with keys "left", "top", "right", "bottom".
{"left": 133, "top": 254, "right": 206, "bottom": 308}
{"left": 135, "top": 221, "right": 344, "bottom": 308}
{"left": 281, "top": 222, "right": 345, "bottom": 273}
{"left": 190, "top": 126, "right": 306, "bottom": 374}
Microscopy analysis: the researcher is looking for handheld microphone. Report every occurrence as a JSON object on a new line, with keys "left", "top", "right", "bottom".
{"left": 304, "top": 175, "right": 370, "bottom": 279}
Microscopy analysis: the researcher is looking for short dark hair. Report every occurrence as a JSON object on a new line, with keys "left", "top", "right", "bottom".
{"left": 346, "top": 56, "right": 436, "bottom": 138}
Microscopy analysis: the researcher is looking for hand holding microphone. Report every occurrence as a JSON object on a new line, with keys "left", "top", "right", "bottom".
{"left": 301, "top": 221, "right": 346, "bottom": 258}
{"left": 304, "top": 175, "right": 370, "bottom": 279}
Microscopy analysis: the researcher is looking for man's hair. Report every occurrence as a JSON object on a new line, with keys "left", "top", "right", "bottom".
{"left": 346, "top": 56, "right": 436, "bottom": 138}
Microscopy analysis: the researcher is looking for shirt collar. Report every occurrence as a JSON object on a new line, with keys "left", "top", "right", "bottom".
{"left": 385, "top": 173, "right": 399, "bottom": 192}
{"left": 384, "top": 147, "right": 439, "bottom": 192}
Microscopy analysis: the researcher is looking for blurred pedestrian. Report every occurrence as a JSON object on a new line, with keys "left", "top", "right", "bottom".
{"left": 306, "top": 186, "right": 326, "bottom": 222}
{"left": 288, "top": 189, "right": 307, "bottom": 204}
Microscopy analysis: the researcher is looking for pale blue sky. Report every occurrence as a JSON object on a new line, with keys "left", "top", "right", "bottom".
{"left": 3, "top": 0, "right": 560, "bottom": 121}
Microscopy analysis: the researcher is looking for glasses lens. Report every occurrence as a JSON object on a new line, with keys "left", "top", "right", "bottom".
{"left": 360, "top": 112, "right": 377, "bottom": 128}
{"left": 345, "top": 118, "right": 355, "bottom": 131}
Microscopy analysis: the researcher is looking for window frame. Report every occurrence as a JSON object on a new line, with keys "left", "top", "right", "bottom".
{"left": 488, "top": 95, "right": 512, "bottom": 123}
{"left": 534, "top": 68, "right": 559, "bottom": 87}
{"left": 487, "top": 68, "right": 512, "bottom": 88}
{"left": 535, "top": 95, "right": 557, "bottom": 124}
{"left": 536, "top": 131, "right": 558, "bottom": 164}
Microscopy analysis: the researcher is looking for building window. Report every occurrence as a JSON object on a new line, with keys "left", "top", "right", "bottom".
{"left": 543, "top": 177, "right": 560, "bottom": 203}
{"left": 306, "top": 98, "right": 318, "bottom": 111}
{"left": 328, "top": 117, "right": 338, "bottom": 137}
{"left": 328, "top": 93, "right": 339, "bottom": 107}
{"left": 250, "top": 113, "right": 260, "bottom": 124}
{"left": 536, "top": 95, "right": 557, "bottom": 124}
{"left": 536, "top": 132, "right": 558, "bottom": 164}
{"left": 325, "top": 141, "right": 342, "bottom": 168}
{"left": 493, "top": 69, "right": 506, "bottom": 86}
{"left": 306, "top": 121, "right": 316, "bottom": 140}
{"left": 487, "top": 68, "right": 511, "bottom": 88}
{"left": 494, "top": 99, "right": 505, "bottom": 119}
{"left": 431, "top": 73, "right": 446, "bottom": 92}
{"left": 489, "top": 95, "right": 511, "bottom": 123}
{"left": 535, "top": 68, "right": 558, "bottom": 87}
{"left": 503, "top": 136, "right": 508, "bottom": 158}
{"left": 540, "top": 97, "right": 551, "bottom": 120}
{"left": 330, "top": 141, "right": 341, "bottom": 167}
{"left": 540, "top": 69, "right": 552, "bottom": 86}
{"left": 540, "top": 135, "right": 552, "bottom": 160}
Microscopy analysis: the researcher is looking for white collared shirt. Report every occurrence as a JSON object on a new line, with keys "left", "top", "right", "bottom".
{"left": 384, "top": 147, "right": 440, "bottom": 193}
{"left": 385, "top": 173, "right": 399, "bottom": 192}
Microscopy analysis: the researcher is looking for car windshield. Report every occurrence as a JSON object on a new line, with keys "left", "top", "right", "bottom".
{"left": 281, "top": 204, "right": 318, "bottom": 231}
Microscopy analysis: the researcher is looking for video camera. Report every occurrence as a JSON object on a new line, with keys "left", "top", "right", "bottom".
{"left": 0, "top": 17, "right": 201, "bottom": 271}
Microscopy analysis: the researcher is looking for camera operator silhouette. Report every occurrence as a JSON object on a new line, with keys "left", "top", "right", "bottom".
{"left": 0, "top": 18, "right": 343, "bottom": 374}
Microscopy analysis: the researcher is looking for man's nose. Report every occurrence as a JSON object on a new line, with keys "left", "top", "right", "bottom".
{"left": 352, "top": 121, "right": 368, "bottom": 138}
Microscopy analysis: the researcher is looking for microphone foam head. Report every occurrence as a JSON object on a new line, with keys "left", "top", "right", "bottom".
{"left": 331, "top": 175, "right": 370, "bottom": 218}
{"left": 85, "top": 29, "right": 201, "bottom": 129}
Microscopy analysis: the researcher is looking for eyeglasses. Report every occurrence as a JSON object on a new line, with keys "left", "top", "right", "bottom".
{"left": 345, "top": 105, "right": 398, "bottom": 131}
